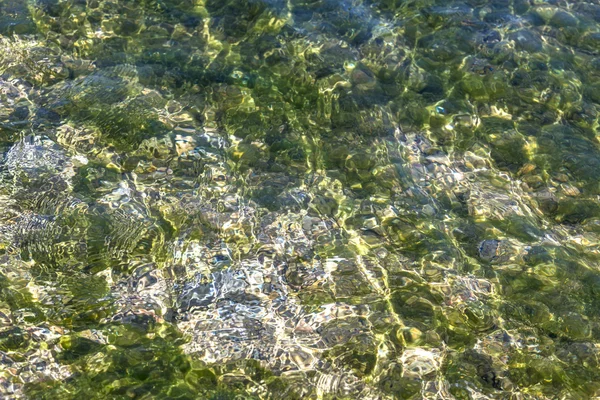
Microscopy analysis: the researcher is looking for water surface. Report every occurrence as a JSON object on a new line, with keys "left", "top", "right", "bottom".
{"left": 1, "top": 0, "right": 600, "bottom": 398}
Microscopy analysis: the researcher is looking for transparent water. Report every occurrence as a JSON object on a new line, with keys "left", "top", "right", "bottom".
{"left": 1, "top": 0, "right": 600, "bottom": 398}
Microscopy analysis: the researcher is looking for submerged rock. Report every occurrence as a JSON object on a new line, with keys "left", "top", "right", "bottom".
{"left": 478, "top": 239, "right": 500, "bottom": 261}
{"left": 4, "top": 135, "right": 71, "bottom": 179}
{"left": 509, "top": 29, "right": 543, "bottom": 52}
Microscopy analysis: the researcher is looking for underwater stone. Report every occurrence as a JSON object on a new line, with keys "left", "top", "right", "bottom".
{"left": 4, "top": 135, "right": 72, "bottom": 180}
{"left": 461, "top": 74, "right": 487, "bottom": 100}
{"left": 509, "top": 29, "right": 543, "bottom": 52}
{"left": 478, "top": 240, "right": 500, "bottom": 261}
{"left": 549, "top": 10, "right": 579, "bottom": 28}
{"left": 579, "top": 32, "right": 600, "bottom": 54}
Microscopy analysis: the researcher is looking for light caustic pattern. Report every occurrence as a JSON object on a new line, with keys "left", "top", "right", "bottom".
{"left": 1, "top": 0, "right": 600, "bottom": 398}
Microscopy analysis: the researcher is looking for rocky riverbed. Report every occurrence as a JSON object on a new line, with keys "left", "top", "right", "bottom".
{"left": 1, "top": 0, "right": 600, "bottom": 398}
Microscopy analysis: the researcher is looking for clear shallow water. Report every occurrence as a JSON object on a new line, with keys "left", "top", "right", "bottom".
{"left": 0, "top": 0, "right": 600, "bottom": 398}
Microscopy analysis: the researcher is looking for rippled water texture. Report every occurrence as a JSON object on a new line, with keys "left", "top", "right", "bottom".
{"left": 1, "top": 0, "right": 600, "bottom": 398}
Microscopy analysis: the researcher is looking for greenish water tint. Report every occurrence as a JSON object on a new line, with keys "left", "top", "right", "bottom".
{"left": 1, "top": 0, "right": 600, "bottom": 398}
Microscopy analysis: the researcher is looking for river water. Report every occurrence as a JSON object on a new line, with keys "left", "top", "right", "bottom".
{"left": 1, "top": 0, "right": 600, "bottom": 398}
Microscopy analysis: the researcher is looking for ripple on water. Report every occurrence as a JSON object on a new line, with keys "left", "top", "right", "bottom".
{"left": 1, "top": 0, "right": 600, "bottom": 398}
